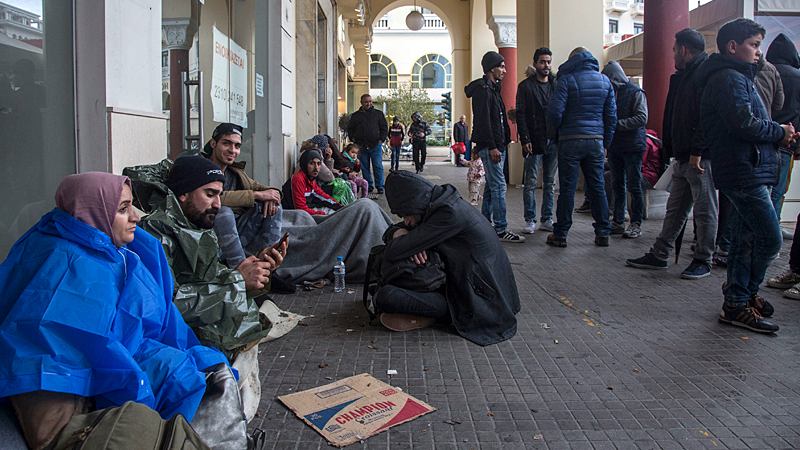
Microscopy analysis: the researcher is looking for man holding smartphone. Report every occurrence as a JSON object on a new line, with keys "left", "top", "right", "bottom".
{"left": 204, "top": 122, "right": 295, "bottom": 294}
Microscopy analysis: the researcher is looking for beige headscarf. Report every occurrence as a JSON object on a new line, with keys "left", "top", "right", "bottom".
{"left": 55, "top": 172, "right": 130, "bottom": 247}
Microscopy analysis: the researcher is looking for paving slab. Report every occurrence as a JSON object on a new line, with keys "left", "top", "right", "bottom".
{"left": 249, "top": 159, "right": 800, "bottom": 450}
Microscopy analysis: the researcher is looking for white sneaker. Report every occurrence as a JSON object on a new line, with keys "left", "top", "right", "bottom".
{"left": 539, "top": 218, "right": 554, "bottom": 232}
{"left": 523, "top": 220, "right": 536, "bottom": 234}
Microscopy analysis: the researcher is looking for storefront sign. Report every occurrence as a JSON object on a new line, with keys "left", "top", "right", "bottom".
{"left": 212, "top": 27, "right": 248, "bottom": 127}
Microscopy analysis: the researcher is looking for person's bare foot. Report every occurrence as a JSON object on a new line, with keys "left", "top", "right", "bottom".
{"left": 380, "top": 313, "right": 435, "bottom": 332}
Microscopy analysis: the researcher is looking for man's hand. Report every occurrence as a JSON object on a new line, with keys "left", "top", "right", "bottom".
{"left": 781, "top": 124, "right": 799, "bottom": 148}
{"left": 409, "top": 250, "right": 427, "bottom": 265}
{"left": 522, "top": 143, "right": 533, "bottom": 155}
{"left": 254, "top": 190, "right": 281, "bottom": 217}
{"left": 236, "top": 256, "right": 271, "bottom": 291}
{"left": 419, "top": 132, "right": 425, "bottom": 138}
{"left": 490, "top": 148, "right": 501, "bottom": 164}
{"left": 257, "top": 239, "right": 288, "bottom": 271}
{"left": 689, "top": 155, "right": 704, "bottom": 173}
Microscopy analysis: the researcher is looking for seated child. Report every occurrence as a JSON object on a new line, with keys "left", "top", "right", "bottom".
{"left": 463, "top": 155, "right": 485, "bottom": 206}
{"left": 337, "top": 143, "right": 369, "bottom": 198}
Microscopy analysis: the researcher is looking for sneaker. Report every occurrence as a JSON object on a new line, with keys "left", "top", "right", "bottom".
{"left": 719, "top": 304, "right": 779, "bottom": 333}
{"left": 595, "top": 236, "right": 609, "bottom": 247}
{"left": 681, "top": 259, "right": 711, "bottom": 279}
{"left": 623, "top": 223, "right": 642, "bottom": 239}
{"left": 380, "top": 313, "right": 436, "bottom": 332}
{"left": 539, "top": 218, "right": 554, "bottom": 232}
{"left": 784, "top": 284, "right": 800, "bottom": 299}
{"left": 546, "top": 233, "right": 567, "bottom": 247}
{"left": 523, "top": 220, "right": 537, "bottom": 234}
{"left": 626, "top": 253, "right": 667, "bottom": 269}
{"left": 713, "top": 255, "right": 728, "bottom": 268}
{"left": 749, "top": 293, "right": 774, "bottom": 318}
{"left": 377, "top": 188, "right": 385, "bottom": 194}
{"left": 610, "top": 221, "right": 625, "bottom": 235}
{"left": 574, "top": 201, "right": 591, "bottom": 213}
{"left": 766, "top": 269, "right": 800, "bottom": 289}
{"left": 498, "top": 229, "right": 525, "bottom": 243}
{"left": 782, "top": 227, "right": 794, "bottom": 240}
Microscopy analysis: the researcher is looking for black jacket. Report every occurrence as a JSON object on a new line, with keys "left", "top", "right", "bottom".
{"left": 347, "top": 106, "right": 388, "bottom": 150}
{"left": 408, "top": 113, "right": 432, "bottom": 144}
{"left": 767, "top": 33, "right": 800, "bottom": 154}
{"left": 662, "top": 51, "right": 709, "bottom": 163}
{"left": 697, "top": 53, "right": 785, "bottom": 190}
{"left": 603, "top": 61, "right": 647, "bottom": 154}
{"left": 453, "top": 121, "right": 468, "bottom": 144}
{"left": 383, "top": 171, "right": 520, "bottom": 346}
{"left": 465, "top": 75, "right": 511, "bottom": 151}
{"left": 516, "top": 67, "right": 556, "bottom": 152}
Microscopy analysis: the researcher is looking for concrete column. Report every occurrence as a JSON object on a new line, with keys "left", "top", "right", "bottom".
{"left": 642, "top": 0, "right": 688, "bottom": 137}
{"left": 488, "top": 15, "right": 517, "bottom": 141}
{"left": 163, "top": 18, "right": 197, "bottom": 159}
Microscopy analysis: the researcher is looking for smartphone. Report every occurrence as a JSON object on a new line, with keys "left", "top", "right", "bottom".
{"left": 261, "top": 232, "right": 289, "bottom": 261}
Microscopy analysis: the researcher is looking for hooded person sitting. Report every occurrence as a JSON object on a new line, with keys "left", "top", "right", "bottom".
{"left": 0, "top": 173, "right": 231, "bottom": 449}
{"left": 379, "top": 170, "right": 521, "bottom": 346}
{"left": 283, "top": 148, "right": 342, "bottom": 216}
{"left": 125, "top": 156, "right": 286, "bottom": 355}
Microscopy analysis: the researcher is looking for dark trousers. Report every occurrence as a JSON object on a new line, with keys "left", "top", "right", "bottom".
{"left": 374, "top": 285, "right": 448, "bottom": 319}
{"left": 413, "top": 140, "right": 427, "bottom": 171}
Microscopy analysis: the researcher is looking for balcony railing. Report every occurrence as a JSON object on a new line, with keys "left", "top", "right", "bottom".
{"left": 604, "top": 33, "right": 623, "bottom": 45}
{"left": 604, "top": 0, "right": 630, "bottom": 13}
{"left": 630, "top": 3, "right": 644, "bottom": 17}
{"left": 423, "top": 14, "right": 446, "bottom": 29}
{"left": 375, "top": 18, "right": 389, "bottom": 29}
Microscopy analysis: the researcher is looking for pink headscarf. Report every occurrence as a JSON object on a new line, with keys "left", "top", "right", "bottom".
{"left": 55, "top": 172, "right": 131, "bottom": 247}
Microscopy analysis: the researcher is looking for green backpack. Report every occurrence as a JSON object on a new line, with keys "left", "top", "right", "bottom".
{"left": 50, "top": 402, "right": 210, "bottom": 450}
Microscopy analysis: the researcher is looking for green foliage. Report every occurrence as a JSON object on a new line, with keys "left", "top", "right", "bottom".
{"left": 426, "top": 138, "right": 448, "bottom": 147}
{"left": 338, "top": 113, "right": 352, "bottom": 131}
{"left": 374, "top": 83, "right": 437, "bottom": 127}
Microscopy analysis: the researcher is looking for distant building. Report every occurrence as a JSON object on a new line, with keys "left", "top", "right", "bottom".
{"left": 0, "top": 1, "right": 42, "bottom": 46}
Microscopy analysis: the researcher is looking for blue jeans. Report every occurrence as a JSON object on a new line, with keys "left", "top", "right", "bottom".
{"left": 609, "top": 151, "right": 644, "bottom": 224}
{"left": 523, "top": 141, "right": 558, "bottom": 222}
{"left": 358, "top": 143, "right": 384, "bottom": 191}
{"left": 721, "top": 185, "right": 783, "bottom": 308}
{"left": 479, "top": 147, "right": 508, "bottom": 232}
{"left": 214, "top": 204, "right": 283, "bottom": 268}
{"left": 390, "top": 146, "right": 401, "bottom": 170}
{"left": 553, "top": 139, "right": 610, "bottom": 239}
{"left": 771, "top": 151, "right": 793, "bottom": 219}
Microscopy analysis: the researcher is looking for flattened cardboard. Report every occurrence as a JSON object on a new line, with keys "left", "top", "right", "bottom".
{"left": 278, "top": 373, "right": 436, "bottom": 447}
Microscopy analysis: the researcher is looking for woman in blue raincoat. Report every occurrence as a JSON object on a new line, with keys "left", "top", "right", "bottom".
{"left": 0, "top": 173, "right": 229, "bottom": 432}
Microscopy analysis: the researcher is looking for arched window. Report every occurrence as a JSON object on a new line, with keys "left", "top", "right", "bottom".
{"left": 370, "top": 54, "right": 397, "bottom": 89}
{"left": 411, "top": 53, "right": 452, "bottom": 89}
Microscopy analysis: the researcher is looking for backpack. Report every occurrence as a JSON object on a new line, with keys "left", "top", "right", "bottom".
{"left": 49, "top": 402, "right": 209, "bottom": 450}
{"left": 362, "top": 244, "right": 447, "bottom": 322}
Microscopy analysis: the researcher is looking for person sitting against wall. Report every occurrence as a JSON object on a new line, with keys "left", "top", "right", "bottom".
{"left": 284, "top": 148, "right": 343, "bottom": 216}
{"left": 0, "top": 173, "right": 233, "bottom": 450}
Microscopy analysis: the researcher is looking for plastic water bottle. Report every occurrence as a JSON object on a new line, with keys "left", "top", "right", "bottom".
{"left": 334, "top": 256, "right": 346, "bottom": 292}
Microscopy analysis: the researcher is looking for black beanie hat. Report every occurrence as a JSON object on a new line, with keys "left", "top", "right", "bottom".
{"left": 481, "top": 51, "right": 505, "bottom": 73}
{"left": 167, "top": 156, "right": 226, "bottom": 197}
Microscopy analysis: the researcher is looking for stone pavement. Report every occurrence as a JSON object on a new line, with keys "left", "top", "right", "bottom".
{"left": 249, "top": 158, "right": 800, "bottom": 450}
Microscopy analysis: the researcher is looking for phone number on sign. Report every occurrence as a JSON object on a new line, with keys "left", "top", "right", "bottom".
{"left": 212, "top": 85, "right": 245, "bottom": 107}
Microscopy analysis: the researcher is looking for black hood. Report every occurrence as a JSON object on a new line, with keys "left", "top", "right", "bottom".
{"left": 465, "top": 75, "right": 500, "bottom": 98}
{"left": 695, "top": 52, "right": 758, "bottom": 87}
{"left": 385, "top": 171, "right": 434, "bottom": 216}
{"left": 767, "top": 33, "right": 800, "bottom": 69}
{"left": 299, "top": 149, "right": 322, "bottom": 178}
{"left": 601, "top": 60, "right": 628, "bottom": 88}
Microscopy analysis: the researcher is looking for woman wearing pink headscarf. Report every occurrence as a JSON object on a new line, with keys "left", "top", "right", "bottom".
{"left": 0, "top": 172, "right": 229, "bottom": 449}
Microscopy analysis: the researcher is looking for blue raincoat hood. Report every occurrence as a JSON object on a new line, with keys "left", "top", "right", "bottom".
{"left": 0, "top": 208, "right": 229, "bottom": 421}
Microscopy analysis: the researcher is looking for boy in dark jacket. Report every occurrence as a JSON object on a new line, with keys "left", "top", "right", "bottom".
{"left": 407, "top": 112, "right": 432, "bottom": 173}
{"left": 465, "top": 51, "right": 524, "bottom": 243}
{"left": 697, "top": 18, "right": 797, "bottom": 333}
{"left": 378, "top": 171, "right": 520, "bottom": 346}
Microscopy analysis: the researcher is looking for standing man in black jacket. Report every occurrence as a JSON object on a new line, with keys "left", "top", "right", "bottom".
{"left": 465, "top": 51, "right": 524, "bottom": 243}
{"left": 408, "top": 111, "right": 432, "bottom": 173}
{"left": 517, "top": 47, "right": 557, "bottom": 235}
{"left": 347, "top": 94, "right": 389, "bottom": 194}
{"left": 452, "top": 114, "right": 469, "bottom": 167}
{"left": 627, "top": 28, "right": 718, "bottom": 280}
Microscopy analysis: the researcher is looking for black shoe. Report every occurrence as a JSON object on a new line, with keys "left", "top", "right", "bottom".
{"left": 377, "top": 188, "right": 385, "bottom": 194}
{"left": 719, "top": 304, "right": 779, "bottom": 333}
{"left": 416, "top": 169, "right": 421, "bottom": 174}
{"left": 546, "top": 234, "right": 567, "bottom": 247}
{"left": 419, "top": 167, "right": 424, "bottom": 173}
{"left": 713, "top": 255, "right": 728, "bottom": 268}
{"left": 270, "top": 273, "right": 297, "bottom": 294}
{"left": 749, "top": 293, "right": 774, "bottom": 318}
{"left": 595, "top": 236, "right": 609, "bottom": 247}
{"left": 610, "top": 221, "right": 625, "bottom": 235}
{"left": 681, "top": 259, "right": 711, "bottom": 279}
{"left": 627, "top": 253, "right": 668, "bottom": 269}
{"left": 574, "top": 201, "right": 591, "bottom": 213}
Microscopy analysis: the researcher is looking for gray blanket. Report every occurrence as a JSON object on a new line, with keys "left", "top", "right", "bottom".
{"left": 277, "top": 199, "right": 392, "bottom": 283}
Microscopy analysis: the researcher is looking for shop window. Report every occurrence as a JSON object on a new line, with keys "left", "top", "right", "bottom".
{"left": 370, "top": 53, "right": 397, "bottom": 89}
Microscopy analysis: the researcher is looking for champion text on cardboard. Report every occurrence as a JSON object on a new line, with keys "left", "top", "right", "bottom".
{"left": 278, "top": 373, "right": 436, "bottom": 447}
